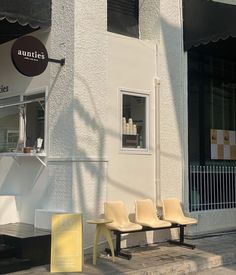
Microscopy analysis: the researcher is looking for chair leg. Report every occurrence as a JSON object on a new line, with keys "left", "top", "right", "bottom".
{"left": 93, "top": 224, "right": 102, "bottom": 265}
{"left": 168, "top": 225, "right": 196, "bottom": 249}
{"left": 101, "top": 226, "right": 115, "bottom": 262}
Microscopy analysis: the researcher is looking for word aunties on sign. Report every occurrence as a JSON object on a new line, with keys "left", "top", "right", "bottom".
{"left": 17, "top": 50, "right": 46, "bottom": 61}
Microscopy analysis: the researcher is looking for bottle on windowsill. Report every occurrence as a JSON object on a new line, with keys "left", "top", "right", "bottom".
{"left": 16, "top": 140, "right": 24, "bottom": 153}
{"left": 139, "top": 136, "right": 143, "bottom": 148}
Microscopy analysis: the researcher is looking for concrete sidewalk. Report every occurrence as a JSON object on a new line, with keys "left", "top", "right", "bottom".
{"left": 9, "top": 232, "right": 236, "bottom": 275}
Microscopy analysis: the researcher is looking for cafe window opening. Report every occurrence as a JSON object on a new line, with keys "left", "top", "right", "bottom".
{"left": 107, "top": 0, "right": 139, "bottom": 38}
{"left": 0, "top": 92, "right": 45, "bottom": 153}
{"left": 121, "top": 91, "right": 148, "bottom": 150}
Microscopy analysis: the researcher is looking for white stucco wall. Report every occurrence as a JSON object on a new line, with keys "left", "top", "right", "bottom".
{"left": 0, "top": 0, "right": 186, "bottom": 247}
{"left": 107, "top": 33, "right": 156, "bottom": 209}
{"left": 139, "top": 0, "right": 160, "bottom": 41}
{"left": 0, "top": 196, "right": 20, "bottom": 225}
{"left": 0, "top": 0, "right": 235, "bottom": 248}
{"left": 72, "top": 0, "right": 107, "bottom": 247}
{"left": 159, "top": 0, "right": 187, "bottom": 202}
{"left": 48, "top": 1, "right": 75, "bottom": 158}
{"left": 20, "top": 0, "right": 77, "bottom": 224}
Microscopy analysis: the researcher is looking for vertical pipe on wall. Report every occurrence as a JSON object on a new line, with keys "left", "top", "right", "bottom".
{"left": 154, "top": 42, "right": 161, "bottom": 206}
{"left": 155, "top": 76, "right": 161, "bottom": 205}
{"left": 18, "top": 103, "right": 26, "bottom": 151}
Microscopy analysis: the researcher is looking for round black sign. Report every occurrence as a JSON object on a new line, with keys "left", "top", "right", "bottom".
{"left": 11, "top": 36, "right": 48, "bottom": 77}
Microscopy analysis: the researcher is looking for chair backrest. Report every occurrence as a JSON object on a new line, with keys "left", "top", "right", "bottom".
{"left": 104, "top": 201, "right": 130, "bottom": 225}
{"left": 135, "top": 199, "right": 159, "bottom": 223}
{"left": 162, "top": 198, "right": 185, "bottom": 220}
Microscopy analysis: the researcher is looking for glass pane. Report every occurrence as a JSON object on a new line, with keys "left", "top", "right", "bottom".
{"left": 107, "top": 0, "right": 139, "bottom": 38}
{"left": 25, "top": 95, "right": 45, "bottom": 151}
{"left": 122, "top": 94, "right": 146, "bottom": 149}
{"left": 0, "top": 105, "right": 19, "bottom": 152}
{"left": 211, "top": 81, "right": 224, "bottom": 129}
{"left": 189, "top": 47, "right": 236, "bottom": 167}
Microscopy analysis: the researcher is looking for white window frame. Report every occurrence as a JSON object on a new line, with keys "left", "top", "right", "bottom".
{"left": 120, "top": 89, "right": 150, "bottom": 153}
{"left": 0, "top": 87, "right": 47, "bottom": 155}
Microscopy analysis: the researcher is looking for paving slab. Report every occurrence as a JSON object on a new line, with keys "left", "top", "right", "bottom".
{"left": 7, "top": 232, "right": 236, "bottom": 275}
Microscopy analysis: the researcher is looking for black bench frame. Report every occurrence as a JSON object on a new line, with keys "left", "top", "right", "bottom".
{"left": 105, "top": 224, "right": 195, "bottom": 260}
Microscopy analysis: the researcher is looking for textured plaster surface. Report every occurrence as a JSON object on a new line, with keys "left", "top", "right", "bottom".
{"left": 43, "top": 1, "right": 107, "bottom": 244}
{"left": 73, "top": 0, "right": 107, "bottom": 158}
{"left": 139, "top": 0, "right": 160, "bottom": 41}
{"left": 48, "top": 1, "right": 75, "bottom": 157}
{"left": 72, "top": 0, "right": 107, "bottom": 247}
{"left": 38, "top": 0, "right": 77, "bottom": 224}
{"left": 159, "top": 0, "right": 185, "bottom": 200}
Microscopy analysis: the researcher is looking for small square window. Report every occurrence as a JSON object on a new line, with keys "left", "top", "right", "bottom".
{"left": 107, "top": 0, "right": 139, "bottom": 38}
{"left": 121, "top": 92, "right": 148, "bottom": 150}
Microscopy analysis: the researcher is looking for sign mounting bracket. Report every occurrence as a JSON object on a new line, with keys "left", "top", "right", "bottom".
{"left": 48, "top": 58, "right": 65, "bottom": 66}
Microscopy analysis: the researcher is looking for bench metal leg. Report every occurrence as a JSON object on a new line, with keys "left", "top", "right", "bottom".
{"left": 115, "top": 232, "right": 121, "bottom": 255}
{"left": 168, "top": 225, "right": 196, "bottom": 249}
{"left": 105, "top": 232, "right": 132, "bottom": 260}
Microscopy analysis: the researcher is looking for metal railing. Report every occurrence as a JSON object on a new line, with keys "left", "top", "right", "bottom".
{"left": 189, "top": 165, "right": 236, "bottom": 212}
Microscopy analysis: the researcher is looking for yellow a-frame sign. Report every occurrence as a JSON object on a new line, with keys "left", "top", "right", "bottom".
{"left": 51, "top": 213, "right": 83, "bottom": 272}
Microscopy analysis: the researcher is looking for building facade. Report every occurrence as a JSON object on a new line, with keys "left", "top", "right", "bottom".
{"left": 0, "top": 0, "right": 235, "bottom": 250}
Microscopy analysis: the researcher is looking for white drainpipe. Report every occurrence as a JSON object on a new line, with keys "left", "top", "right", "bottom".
{"left": 154, "top": 43, "right": 161, "bottom": 206}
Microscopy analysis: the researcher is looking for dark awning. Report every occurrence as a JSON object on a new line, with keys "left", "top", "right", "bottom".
{"left": 0, "top": 0, "right": 51, "bottom": 45}
{"left": 183, "top": 0, "right": 236, "bottom": 51}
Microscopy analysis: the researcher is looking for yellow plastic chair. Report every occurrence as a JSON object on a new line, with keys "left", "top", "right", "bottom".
{"left": 162, "top": 198, "right": 197, "bottom": 225}
{"left": 104, "top": 201, "right": 142, "bottom": 259}
{"left": 162, "top": 198, "right": 197, "bottom": 249}
{"left": 104, "top": 201, "right": 142, "bottom": 232}
{"left": 135, "top": 199, "right": 171, "bottom": 228}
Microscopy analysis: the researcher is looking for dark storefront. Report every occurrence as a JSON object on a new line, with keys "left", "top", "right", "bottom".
{"left": 183, "top": 0, "right": 236, "bottom": 212}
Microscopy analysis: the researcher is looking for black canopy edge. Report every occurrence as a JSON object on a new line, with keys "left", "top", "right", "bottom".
{"left": 183, "top": 0, "right": 236, "bottom": 51}
{"left": 0, "top": 0, "right": 51, "bottom": 29}
{"left": 0, "top": 0, "right": 51, "bottom": 45}
{"left": 185, "top": 34, "right": 236, "bottom": 51}
{"left": 0, "top": 16, "right": 40, "bottom": 29}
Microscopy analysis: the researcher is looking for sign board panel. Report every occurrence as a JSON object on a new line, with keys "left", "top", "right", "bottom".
{"left": 11, "top": 36, "right": 48, "bottom": 77}
{"left": 50, "top": 213, "right": 83, "bottom": 273}
{"left": 211, "top": 129, "right": 236, "bottom": 160}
